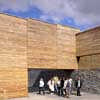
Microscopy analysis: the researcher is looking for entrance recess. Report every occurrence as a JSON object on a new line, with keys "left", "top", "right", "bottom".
{"left": 28, "top": 69, "right": 74, "bottom": 92}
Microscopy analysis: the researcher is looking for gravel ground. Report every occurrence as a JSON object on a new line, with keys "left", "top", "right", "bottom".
{"left": 9, "top": 92, "right": 100, "bottom": 100}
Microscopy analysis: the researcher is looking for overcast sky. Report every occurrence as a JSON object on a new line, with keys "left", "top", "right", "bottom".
{"left": 0, "top": 0, "right": 100, "bottom": 30}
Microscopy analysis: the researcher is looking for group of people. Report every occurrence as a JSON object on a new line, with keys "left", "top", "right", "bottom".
{"left": 47, "top": 77, "right": 72, "bottom": 98}
{"left": 38, "top": 76, "right": 83, "bottom": 98}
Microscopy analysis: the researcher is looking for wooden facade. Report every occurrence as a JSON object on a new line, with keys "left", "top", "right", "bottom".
{"left": 28, "top": 19, "right": 79, "bottom": 69}
{"left": 0, "top": 13, "right": 100, "bottom": 98}
{"left": 76, "top": 27, "right": 100, "bottom": 69}
{"left": 0, "top": 14, "right": 28, "bottom": 98}
{"left": 0, "top": 13, "right": 79, "bottom": 98}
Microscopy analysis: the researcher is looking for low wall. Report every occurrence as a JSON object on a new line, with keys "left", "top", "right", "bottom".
{"left": 71, "top": 69, "right": 100, "bottom": 94}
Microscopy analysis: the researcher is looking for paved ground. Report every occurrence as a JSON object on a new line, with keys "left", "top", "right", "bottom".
{"left": 9, "top": 92, "right": 100, "bottom": 100}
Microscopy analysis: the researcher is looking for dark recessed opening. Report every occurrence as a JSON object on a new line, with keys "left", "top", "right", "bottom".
{"left": 77, "top": 57, "right": 80, "bottom": 63}
{"left": 28, "top": 69, "right": 74, "bottom": 92}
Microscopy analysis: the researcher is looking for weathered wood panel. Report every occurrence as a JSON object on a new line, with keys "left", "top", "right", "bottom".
{"left": 76, "top": 27, "right": 100, "bottom": 56}
{"left": 0, "top": 14, "right": 26, "bottom": 33}
{"left": 0, "top": 13, "right": 80, "bottom": 99}
{"left": 93, "top": 29, "right": 100, "bottom": 54}
{"left": 56, "top": 25, "right": 79, "bottom": 69}
{"left": 0, "top": 14, "right": 28, "bottom": 98}
{"left": 92, "top": 54, "right": 100, "bottom": 69}
{"left": 0, "top": 68, "right": 28, "bottom": 98}
{"left": 76, "top": 30, "right": 95, "bottom": 56}
{"left": 78, "top": 54, "right": 100, "bottom": 69}
{"left": 0, "top": 14, "right": 27, "bottom": 68}
{"left": 76, "top": 27, "right": 100, "bottom": 69}
{"left": 78, "top": 56, "right": 92, "bottom": 69}
{"left": 27, "top": 19, "right": 57, "bottom": 69}
{"left": 28, "top": 19, "right": 79, "bottom": 69}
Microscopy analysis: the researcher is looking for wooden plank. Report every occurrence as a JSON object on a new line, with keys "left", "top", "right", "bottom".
{"left": 56, "top": 25, "right": 79, "bottom": 69}
{"left": 0, "top": 14, "right": 26, "bottom": 33}
{"left": 0, "top": 68, "right": 28, "bottom": 98}
{"left": 0, "top": 14, "right": 27, "bottom": 68}
{"left": 0, "top": 30, "right": 27, "bottom": 68}
{"left": 27, "top": 19, "right": 57, "bottom": 69}
{"left": 92, "top": 55, "right": 100, "bottom": 69}
{"left": 28, "top": 19, "right": 79, "bottom": 69}
{"left": 76, "top": 27, "right": 100, "bottom": 56}
{"left": 0, "top": 13, "right": 80, "bottom": 98}
{"left": 79, "top": 56, "right": 92, "bottom": 69}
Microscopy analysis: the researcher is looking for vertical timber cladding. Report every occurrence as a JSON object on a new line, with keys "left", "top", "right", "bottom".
{"left": 28, "top": 19, "right": 80, "bottom": 69}
{"left": 0, "top": 14, "right": 28, "bottom": 98}
{"left": 76, "top": 27, "right": 100, "bottom": 69}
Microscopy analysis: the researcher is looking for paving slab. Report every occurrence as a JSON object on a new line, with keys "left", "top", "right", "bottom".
{"left": 9, "top": 93, "right": 100, "bottom": 100}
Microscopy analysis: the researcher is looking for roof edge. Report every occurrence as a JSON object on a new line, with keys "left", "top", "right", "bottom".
{"left": 0, "top": 12, "right": 80, "bottom": 30}
{"left": 76, "top": 26, "right": 100, "bottom": 35}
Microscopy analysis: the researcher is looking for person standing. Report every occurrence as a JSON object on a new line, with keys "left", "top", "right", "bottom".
{"left": 69, "top": 78, "right": 73, "bottom": 94}
{"left": 63, "top": 78, "right": 68, "bottom": 97}
{"left": 47, "top": 79, "right": 55, "bottom": 94}
{"left": 60, "top": 78, "right": 64, "bottom": 96}
{"left": 47, "top": 79, "right": 51, "bottom": 93}
{"left": 64, "top": 78, "right": 70, "bottom": 98}
{"left": 53, "top": 76, "right": 58, "bottom": 94}
{"left": 57, "top": 78, "right": 61, "bottom": 96}
{"left": 39, "top": 78, "right": 45, "bottom": 95}
{"left": 75, "top": 76, "right": 83, "bottom": 96}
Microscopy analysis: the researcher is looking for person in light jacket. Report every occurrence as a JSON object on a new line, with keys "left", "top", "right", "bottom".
{"left": 47, "top": 79, "right": 55, "bottom": 94}
{"left": 39, "top": 78, "right": 45, "bottom": 95}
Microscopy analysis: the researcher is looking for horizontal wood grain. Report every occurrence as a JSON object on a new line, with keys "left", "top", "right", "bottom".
{"left": 76, "top": 27, "right": 100, "bottom": 56}
{"left": 2, "top": 13, "right": 100, "bottom": 98}
{"left": 27, "top": 19, "right": 79, "bottom": 69}
{"left": 0, "top": 13, "right": 80, "bottom": 98}
{"left": 0, "top": 68, "right": 28, "bottom": 98}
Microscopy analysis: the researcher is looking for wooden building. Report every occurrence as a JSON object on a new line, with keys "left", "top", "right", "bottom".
{"left": 76, "top": 27, "right": 100, "bottom": 69}
{"left": 0, "top": 13, "right": 100, "bottom": 98}
{"left": 0, "top": 13, "right": 79, "bottom": 98}
{"left": 27, "top": 19, "right": 79, "bottom": 69}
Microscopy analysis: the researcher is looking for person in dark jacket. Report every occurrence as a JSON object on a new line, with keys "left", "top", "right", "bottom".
{"left": 60, "top": 78, "right": 64, "bottom": 96}
{"left": 75, "top": 76, "right": 83, "bottom": 96}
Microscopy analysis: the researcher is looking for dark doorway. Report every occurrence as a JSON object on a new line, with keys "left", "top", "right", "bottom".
{"left": 77, "top": 57, "right": 80, "bottom": 63}
{"left": 28, "top": 69, "right": 74, "bottom": 92}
